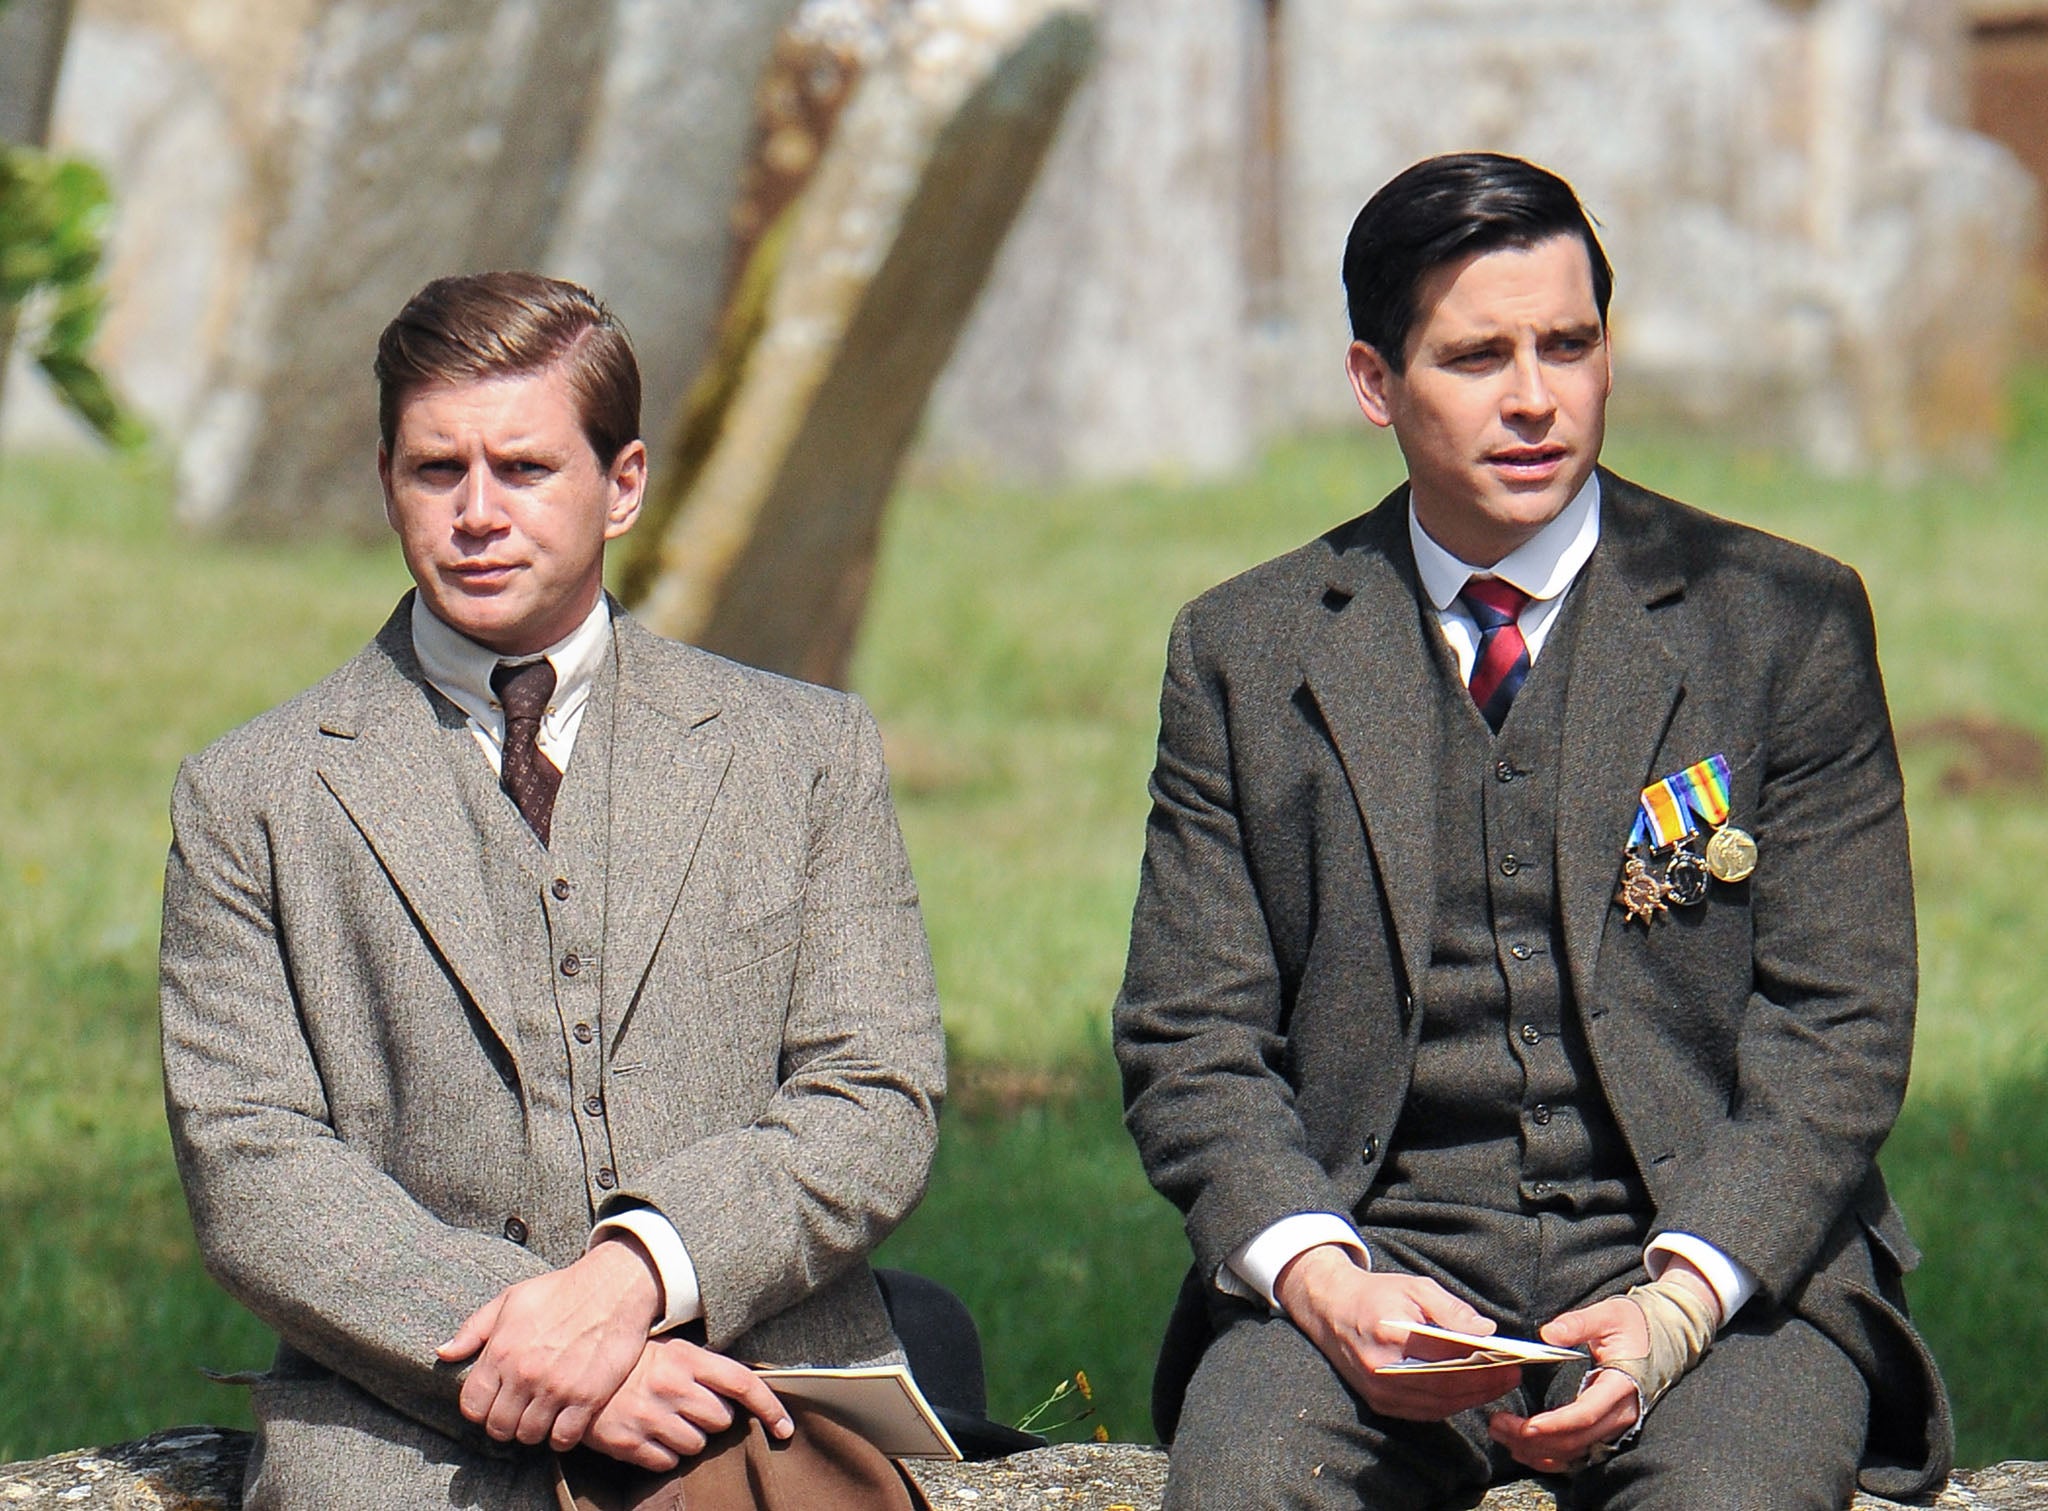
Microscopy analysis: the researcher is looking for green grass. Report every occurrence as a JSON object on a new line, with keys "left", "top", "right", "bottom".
{"left": 3, "top": 385, "right": 2048, "bottom": 1462}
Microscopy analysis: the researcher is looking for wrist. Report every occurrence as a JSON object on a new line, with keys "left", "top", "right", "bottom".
{"left": 1275, "top": 1242, "right": 1362, "bottom": 1316}
{"left": 1653, "top": 1258, "right": 1722, "bottom": 1328}
{"left": 587, "top": 1232, "right": 665, "bottom": 1330}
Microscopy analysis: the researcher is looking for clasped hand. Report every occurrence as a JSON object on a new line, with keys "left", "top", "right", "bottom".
{"left": 435, "top": 1237, "right": 792, "bottom": 1466}
{"left": 1273, "top": 1245, "right": 1668, "bottom": 1474}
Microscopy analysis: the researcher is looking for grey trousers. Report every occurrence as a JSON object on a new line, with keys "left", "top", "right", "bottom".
{"left": 1164, "top": 1306, "right": 1868, "bottom": 1511}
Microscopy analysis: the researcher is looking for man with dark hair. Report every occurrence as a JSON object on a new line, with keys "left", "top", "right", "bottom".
{"left": 1114, "top": 153, "right": 1949, "bottom": 1508}
{"left": 161, "top": 270, "right": 945, "bottom": 1508}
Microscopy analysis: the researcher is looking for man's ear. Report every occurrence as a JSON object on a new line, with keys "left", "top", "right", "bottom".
{"left": 603, "top": 438, "right": 648, "bottom": 540}
{"left": 1346, "top": 341, "right": 1398, "bottom": 430}
{"left": 376, "top": 444, "right": 399, "bottom": 531}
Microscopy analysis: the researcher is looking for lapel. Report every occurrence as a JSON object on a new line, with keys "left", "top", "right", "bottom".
{"left": 314, "top": 598, "right": 521, "bottom": 1058}
{"left": 600, "top": 610, "right": 733, "bottom": 1043}
{"left": 1554, "top": 470, "right": 1687, "bottom": 1002}
{"left": 1299, "top": 489, "right": 1441, "bottom": 1005}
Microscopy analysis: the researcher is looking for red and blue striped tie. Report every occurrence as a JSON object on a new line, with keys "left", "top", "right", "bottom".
{"left": 1460, "top": 577, "right": 1533, "bottom": 732}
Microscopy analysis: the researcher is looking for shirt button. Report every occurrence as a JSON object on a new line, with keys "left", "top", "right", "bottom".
{"left": 574, "top": 1022, "right": 595, "bottom": 1044}
{"left": 1500, "top": 854, "right": 1522, "bottom": 877}
{"left": 1532, "top": 1180, "right": 1553, "bottom": 1196}
{"left": 1532, "top": 1104, "right": 1553, "bottom": 1126}
{"left": 502, "top": 1215, "right": 529, "bottom": 1245}
{"left": 596, "top": 1168, "right": 617, "bottom": 1190}
{"left": 1509, "top": 942, "right": 1533, "bottom": 960}
{"left": 1520, "top": 1023, "right": 1542, "bottom": 1045}
{"left": 1495, "top": 761, "right": 1516, "bottom": 783}
{"left": 584, "top": 1095, "right": 605, "bottom": 1118}
{"left": 1363, "top": 1135, "right": 1380, "bottom": 1161}
{"left": 561, "top": 952, "right": 582, "bottom": 977}
{"left": 552, "top": 878, "right": 572, "bottom": 900}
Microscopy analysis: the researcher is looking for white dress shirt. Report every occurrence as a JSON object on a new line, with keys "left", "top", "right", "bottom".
{"left": 411, "top": 592, "right": 704, "bottom": 1334}
{"left": 1222, "top": 474, "right": 1759, "bottom": 1327}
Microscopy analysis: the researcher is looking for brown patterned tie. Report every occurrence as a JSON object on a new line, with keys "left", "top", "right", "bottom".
{"left": 491, "top": 659, "right": 562, "bottom": 846}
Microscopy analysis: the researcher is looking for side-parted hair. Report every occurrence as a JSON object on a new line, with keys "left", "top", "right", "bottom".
{"left": 1341, "top": 153, "right": 1613, "bottom": 373}
{"left": 374, "top": 271, "right": 642, "bottom": 466}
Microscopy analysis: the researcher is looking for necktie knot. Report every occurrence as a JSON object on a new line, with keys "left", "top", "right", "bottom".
{"left": 1457, "top": 577, "right": 1534, "bottom": 733}
{"left": 1458, "top": 576, "right": 1532, "bottom": 630}
{"left": 492, "top": 658, "right": 557, "bottom": 726}
{"left": 491, "top": 659, "right": 562, "bottom": 846}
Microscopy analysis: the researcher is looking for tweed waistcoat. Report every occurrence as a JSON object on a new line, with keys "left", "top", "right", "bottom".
{"left": 442, "top": 640, "right": 624, "bottom": 1271}
{"left": 1368, "top": 584, "right": 1649, "bottom": 1320}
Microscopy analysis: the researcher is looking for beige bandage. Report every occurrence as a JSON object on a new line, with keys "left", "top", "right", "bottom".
{"left": 1580, "top": 1277, "right": 1718, "bottom": 1466}
{"left": 1602, "top": 1276, "right": 1718, "bottom": 1417}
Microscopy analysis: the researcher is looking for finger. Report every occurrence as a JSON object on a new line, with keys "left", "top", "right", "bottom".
{"left": 548, "top": 1401, "right": 596, "bottom": 1452}
{"left": 586, "top": 1414, "right": 688, "bottom": 1473}
{"left": 1367, "top": 1373, "right": 1518, "bottom": 1421}
{"left": 698, "top": 1359, "right": 794, "bottom": 1439}
{"left": 1496, "top": 1389, "right": 1633, "bottom": 1459}
{"left": 673, "top": 1384, "right": 738, "bottom": 1435}
{"left": 439, "top": 1294, "right": 504, "bottom": 1362}
{"left": 652, "top": 1416, "right": 709, "bottom": 1459}
{"left": 512, "top": 1393, "right": 560, "bottom": 1448}
{"left": 1411, "top": 1280, "right": 1494, "bottom": 1335}
{"left": 627, "top": 1441, "right": 683, "bottom": 1473}
{"left": 457, "top": 1364, "right": 500, "bottom": 1426}
{"left": 1543, "top": 1298, "right": 1639, "bottom": 1352}
{"left": 483, "top": 1368, "right": 539, "bottom": 1443}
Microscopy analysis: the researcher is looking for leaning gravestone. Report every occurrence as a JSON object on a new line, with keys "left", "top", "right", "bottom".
{"left": 4, "top": 1429, "right": 2048, "bottom": 1509}
{"left": 617, "top": 0, "right": 1098, "bottom": 689}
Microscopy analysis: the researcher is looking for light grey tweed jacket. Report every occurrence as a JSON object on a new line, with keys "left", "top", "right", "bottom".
{"left": 160, "top": 598, "right": 945, "bottom": 1509}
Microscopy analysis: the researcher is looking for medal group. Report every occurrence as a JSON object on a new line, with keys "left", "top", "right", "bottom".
{"left": 1616, "top": 754, "right": 1757, "bottom": 925}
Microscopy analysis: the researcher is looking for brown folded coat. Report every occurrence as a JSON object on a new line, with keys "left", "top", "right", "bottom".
{"left": 555, "top": 1404, "right": 932, "bottom": 1511}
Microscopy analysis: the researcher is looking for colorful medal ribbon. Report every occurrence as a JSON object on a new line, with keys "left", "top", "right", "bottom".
{"left": 1629, "top": 754, "right": 1733, "bottom": 848}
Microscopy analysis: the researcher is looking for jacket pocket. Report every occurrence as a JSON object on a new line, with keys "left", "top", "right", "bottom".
{"left": 703, "top": 899, "right": 802, "bottom": 978}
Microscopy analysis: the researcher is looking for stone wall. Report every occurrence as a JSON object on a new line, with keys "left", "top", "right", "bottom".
{"left": 925, "top": 0, "right": 2038, "bottom": 482}
{"left": 4, "top": 1429, "right": 2046, "bottom": 1509}
{"left": 4, "top": 0, "right": 2036, "bottom": 500}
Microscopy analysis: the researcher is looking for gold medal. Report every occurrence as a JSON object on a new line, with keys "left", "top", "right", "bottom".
{"left": 1616, "top": 851, "right": 1667, "bottom": 925}
{"left": 1704, "top": 825, "right": 1757, "bottom": 883}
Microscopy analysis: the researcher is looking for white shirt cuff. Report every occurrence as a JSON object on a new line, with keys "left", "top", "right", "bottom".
{"left": 1645, "top": 1232, "right": 1757, "bottom": 1327}
{"left": 1222, "top": 1213, "right": 1370, "bottom": 1309}
{"left": 591, "top": 1207, "right": 704, "bottom": 1334}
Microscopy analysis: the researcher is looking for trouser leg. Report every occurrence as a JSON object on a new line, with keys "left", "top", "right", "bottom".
{"left": 1567, "top": 1312, "right": 1867, "bottom": 1511}
{"left": 1163, "top": 1311, "right": 1516, "bottom": 1511}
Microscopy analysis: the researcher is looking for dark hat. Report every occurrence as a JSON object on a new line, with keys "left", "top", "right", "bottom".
{"left": 874, "top": 1268, "right": 1048, "bottom": 1462}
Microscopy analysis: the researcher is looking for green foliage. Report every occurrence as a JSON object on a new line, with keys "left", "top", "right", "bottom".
{"left": 4, "top": 400, "right": 2048, "bottom": 1466}
{"left": 0, "top": 142, "right": 143, "bottom": 448}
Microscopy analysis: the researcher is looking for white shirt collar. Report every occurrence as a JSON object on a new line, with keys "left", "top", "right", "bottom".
{"left": 1408, "top": 470, "right": 1602, "bottom": 610}
{"left": 409, "top": 592, "right": 613, "bottom": 772}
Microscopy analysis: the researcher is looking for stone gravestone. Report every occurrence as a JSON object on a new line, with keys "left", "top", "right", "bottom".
{"left": 618, "top": 0, "right": 1099, "bottom": 688}
{"left": 0, "top": 0, "right": 77, "bottom": 415}
{"left": 3, "top": 0, "right": 802, "bottom": 536}
{"left": 541, "top": 0, "right": 808, "bottom": 484}
{"left": 0, "top": 0, "right": 73, "bottom": 145}
{"left": 920, "top": 0, "right": 1255, "bottom": 484}
{"left": 172, "top": 0, "right": 612, "bottom": 536}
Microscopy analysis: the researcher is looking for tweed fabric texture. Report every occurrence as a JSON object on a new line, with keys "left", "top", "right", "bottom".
{"left": 160, "top": 600, "right": 946, "bottom": 1509}
{"left": 1113, "top": 470, "right": 1950, "bottom": 1500}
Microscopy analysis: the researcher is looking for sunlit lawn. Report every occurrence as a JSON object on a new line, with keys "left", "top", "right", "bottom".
{"left": 2, "top": 383, "right": 2045, "bottom": 1462}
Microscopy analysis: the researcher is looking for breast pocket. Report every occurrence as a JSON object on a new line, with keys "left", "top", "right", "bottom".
{"left": 702, "top": 899, "right": 802, "bottom": 979}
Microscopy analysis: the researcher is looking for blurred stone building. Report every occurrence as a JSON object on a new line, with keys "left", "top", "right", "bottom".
{"left": 925, "top": 0, "right": 2041, "bottom": 483}
{"left": 4, "top": 0, "right": 2038, "bottom": 500}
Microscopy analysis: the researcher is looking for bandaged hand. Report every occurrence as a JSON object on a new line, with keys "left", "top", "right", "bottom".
{"left": 1596, "top": 1275, "right": 1717, "bottom": 1418}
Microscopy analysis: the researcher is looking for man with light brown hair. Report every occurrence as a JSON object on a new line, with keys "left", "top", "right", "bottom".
{"left": 161, "top": 271, "right": 945, "bottom": 1507}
